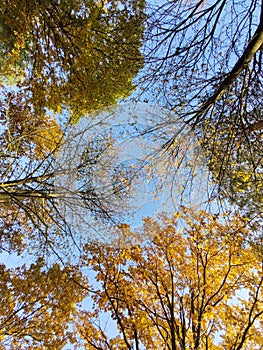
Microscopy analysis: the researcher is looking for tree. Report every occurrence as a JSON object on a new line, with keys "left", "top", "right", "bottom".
{"left": 138, "top": 0, "right": 263, "bottom": 221}
{"left": 0, "top": 89, "right": 64, "bottom": 254}
{"left": 0, "top": 89, "right": 63, "bottom": 159}
{"left": 0, "top": 258, "right": 87, "bottom": 349}
{"left": 0, "top": 92, "right": 91, "bottom": 349}
{"left": 198, "top": 81, "right": 263, "bottom": 223}
{"left": 0, "top": 98, "right": 144, "bottom": 256}
{"left": 76, "top": 209, "right": 263, "bottom": 349}
{"left": 0, "top": 0, "right": 145, "bottom": 121}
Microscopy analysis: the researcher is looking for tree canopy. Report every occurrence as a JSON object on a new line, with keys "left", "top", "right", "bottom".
{"left": 0, "top": 100, "right": 131, "bottom": 256}
{"left": 0, "top": 0, "right": 145, "bottom": 120}
{"left": 139, "top": 0, "right": 263, "bottom": 221}
{"left": 0, "top": 259, "right": 87, "bottom": 349}
{"left": 1, "top": 210, "right": 262, "bottom": 349}
{"left": 0, "top": 0, "right": 262, "bottom": 348}
{"left": 76, "top": 210, "right": 263, "bottom": 349}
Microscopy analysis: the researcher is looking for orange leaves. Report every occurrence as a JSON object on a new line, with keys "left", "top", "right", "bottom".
{"left": 77, "top": 210, "right": 263, "bottom": 349}
{"left": 0, "top": 91, "right": 63, "bottom": 159}
{"left": 29, "top": 116, "right": 62, "bottom": 159}
{"left": 0, "top": 259, "right": 87, "bottom": 349}
{"left": 1, "top": 209, "right": 262, "bottom": 349}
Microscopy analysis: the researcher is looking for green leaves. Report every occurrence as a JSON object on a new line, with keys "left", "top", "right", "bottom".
{"left": 0, "top": 0, "right": 145, "bottom": 120}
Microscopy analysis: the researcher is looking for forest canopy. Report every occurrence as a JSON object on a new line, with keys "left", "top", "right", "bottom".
{"left": 0, "top": 0, "right": 145, "bottom": 120}
{"left": 0, "top": 0, "right": 262, "bottom": 348}
{"left": 140, "top": 0, "right": 263, "bottom": 222}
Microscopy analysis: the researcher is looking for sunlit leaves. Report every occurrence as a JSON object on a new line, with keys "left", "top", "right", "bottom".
{"left": 0, "top": 1, "right": 262, "bottom": 348}
{"left": 198, "top": 74, "right": 263, "bottom": 223}
{"left": 0, "top": 90, "right": 63, "bottom": 159}
{"left": 0, "top": 0, "right": 145, "bottom": 120}
{"left": 77, "top": 210, "right": 263, "bottom": 349}
{"left": 0, "top": 259, "right": 88, "bottom": 349}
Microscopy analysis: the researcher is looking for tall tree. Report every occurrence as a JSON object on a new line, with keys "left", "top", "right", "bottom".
{"left": 76, "top": 209, "right": 263, "bottom": 349}
{"left": 0, "top": 97, "right": 138, "bottom": 255}
{"left": 0, "top": 89, "right": 64, "bottom": 254}
{"left": 0, "top": 0, "right": 145, "bottom": 121}
{"left": 139, "top": 0, "right": 263, "bottom": 221}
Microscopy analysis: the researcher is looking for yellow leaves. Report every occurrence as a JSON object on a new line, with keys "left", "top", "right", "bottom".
{"left": 0, "top": 259, "right": 87, "bottom": 349}
{"left": 77, "top": 210, "right": 263, "bottom": 349}
{"left": 201, "top": 109, "right": 262, "bottom": 222}
{"left": 31, "top": 115, "right": 63, "bottom": 158}
{"left": 2, "top": 210, "right": 260, "bottom": 348}
{"left": 0, "top": 0, "right": 145, "bottom": 120}
{"left": 11, "top": 31, "right": 26, "bottom": 50}
{"left": 0, "top": 90, "right": 63, "bottom": 159}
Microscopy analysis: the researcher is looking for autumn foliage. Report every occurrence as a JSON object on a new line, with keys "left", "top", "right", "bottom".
{"left": 77, "top": 210, "right": 263, "bottom": 349}
{"left": 0, "top": 0, "right": 145, "bottom": 120}
{"left": 0, "top": 90, "right": 63, "bottom": 159}
{"left": 0, "top": 209, "right": 262, "bottom": 348}
{"left": 0, "top": 259, "right": 87, "bottom": 349}
{"left": 0, "top": 0, "right": 262, "bottom": 349}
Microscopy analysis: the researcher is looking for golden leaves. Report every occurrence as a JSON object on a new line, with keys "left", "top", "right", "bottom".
{"left": 0, "top": 91, "right": 63, "bottom": 159}
{"left": 77, "top": 210, "right": 263, "bottom": 349}
{"left": 0, "top": 0, "right": 145, "bottom": 120}
{"left": 0, "top": 259, "right": 87, "bottom": 349}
